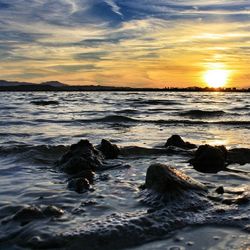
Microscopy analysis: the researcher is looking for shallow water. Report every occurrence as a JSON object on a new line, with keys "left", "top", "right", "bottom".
{"left": 0, "top": 91, "right": 249, "bottom": 249}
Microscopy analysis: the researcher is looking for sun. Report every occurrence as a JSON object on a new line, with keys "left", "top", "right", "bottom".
{"left": 203, "top": 69, "right": 229, "bottom": 88}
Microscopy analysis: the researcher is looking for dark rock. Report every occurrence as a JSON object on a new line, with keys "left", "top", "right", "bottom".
{"left": 165, "top": 135, "right": 196, "bottom": 149}
{"left": 13, "top": 206, "right": 45, "bottom": 221}
{"left": 67, "top": 178, "right": 90, "bottom": 193}
{"left": 228, "top": 148, "right": 250, "bottom": 165}
{"left": 215, "top": 186, "right": 224, "bottom": 194}
{"left": 61, "top": 156, "right": 93, "bottom": 174}
{"left": 98, "top": 139, "right": 120, "bottom": 159}
{"left": 58, "top": 140, "right": 104, "bottom": 174}
{"left": 12, "top": 205, "right": 64, "bottom": 223}
{"left": 77, "top": 170, "right": 95, "bottom": 184}
{"left": 189, "top": 144, "right": 227, "bottom": 173}
{"left": 43, "top": 206, "right": 64, "bottom": 217}
{"left": 145, "top": 163, "right": 207, "bottom": 193}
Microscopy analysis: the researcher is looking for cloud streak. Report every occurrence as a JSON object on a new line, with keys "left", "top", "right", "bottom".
{"left": 0, "top": 0, "right": 249, "bottom": 87}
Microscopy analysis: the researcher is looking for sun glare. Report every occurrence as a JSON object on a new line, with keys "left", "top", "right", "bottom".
{"left": 204, "top": 69, "right": 229, "bottom": 88}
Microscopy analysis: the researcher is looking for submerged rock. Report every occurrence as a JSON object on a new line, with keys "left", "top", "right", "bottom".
{"left": 98, "top": 139, "right": 120, "bottom": 159}
{"left": 165, "top": 135, "right": 196, "bottom": 149}
{"left": 189, "top": 144, "right": 227, "bottom": 173}
{"left": 13, "top": 206, "right": 44, "bottom": 221}
{"left": 67, "top": 178, "right": 91, "bottom": 193}
{"left": 12, "top": 205, "right": 64, "bottom": 223}
{"left": 215, "top": 186, "right": 224, "bottom": 194}
{"left": 145, "top": 163, "right": 207, "bottom": 193}
{"left": 43, "top": 205, "right": 64, "bottom": 217}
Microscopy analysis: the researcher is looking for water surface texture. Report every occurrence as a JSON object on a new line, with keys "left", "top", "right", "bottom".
{"left": 0, "top": 91, "right": 249, "bottom": 249}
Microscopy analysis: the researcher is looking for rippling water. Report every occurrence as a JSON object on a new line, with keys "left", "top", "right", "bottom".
{"left": 0, "top": 91, "right": 249, "bottom": 249}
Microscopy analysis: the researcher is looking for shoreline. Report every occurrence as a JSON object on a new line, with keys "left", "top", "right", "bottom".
{"left": 0, "top": 88, "right": 250, "bottom": 93}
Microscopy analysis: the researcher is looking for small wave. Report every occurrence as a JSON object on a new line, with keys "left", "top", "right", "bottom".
{"left": 0, "top": 144, "right": 68, "bottom": 164}
{"left": 78, "top": 115, "right": 137, "bottom": 123}
{"left": 31, "top": 101, "right": 59, "bottom": 106}
{"left": 0, "top": 132, "right": 30, "bottom": 137}
{"left": 116, "top": 109, "right": 139, "bottom": 114}
{"left": 180, "top": 110, "right": 226, "bottom": 118}
{"left": 76, "top": 115, "right": 250, "bottom": 126}
{"left": 137, "top": 100, "right": 180, "bottom": 106}
{"left": 230, "top": 106, "right": 249, "bottom": 111}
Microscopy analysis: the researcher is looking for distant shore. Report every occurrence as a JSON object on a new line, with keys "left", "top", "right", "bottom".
{"left": 0, "top": 85, "right": 249, "bottom": 92}
{"left": 0, "top": 80, "right": 249, "bottom": 92}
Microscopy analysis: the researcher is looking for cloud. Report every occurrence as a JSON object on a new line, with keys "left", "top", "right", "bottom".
{"left": 0, "top": 0, "right": 249, "bottom": 87}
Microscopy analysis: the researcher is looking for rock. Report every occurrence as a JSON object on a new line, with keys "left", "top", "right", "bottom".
{"left": 77, "top": 170, "right": 95, "bottom": 184}
{"left": 145, "top": 163, "right": 207, "bottom": 193}
{"left": 13, "top": 206, "right": 44, "bottom": 221}
{"left": 67, "top": 178, "right": 90, "bottom": 193}
{"left": 189, "top": 144, "right": 227, "bottom": 173}
{"left": 165, "top": 135, "right": 196, "bottom": 149}
{"left": 43, "top": 206, "right": 64, "bottom": 217}
{"left": 13, "top": 205, "right": 64, "bottom": 223}
{"left": 58, "top": 140, "right": 104, "bottom": 174}
{"left": 61, "top": 156, "right": 93, "bottom": 174}
{"left": 215, "top": 186, "right": 224, "bottom": 194}
{"left": 98, "top": 139, "right": 120, "bottom": 159}
{"left": 228, "top": 148, "right": 250, "bottom": 165}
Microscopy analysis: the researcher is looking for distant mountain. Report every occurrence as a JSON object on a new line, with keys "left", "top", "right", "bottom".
{"left": 0, "top": 80, "right": 67, "bottom": 87}
{"left": 0, "top": 80, "right": 35, "bottom": 87}
{"left": 39, "top": 81, "right": 67, "bottom": 87}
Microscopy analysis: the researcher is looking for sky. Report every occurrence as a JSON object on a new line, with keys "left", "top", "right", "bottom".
{"left": 0, "top": 0, "right": 249, "bottom": 88}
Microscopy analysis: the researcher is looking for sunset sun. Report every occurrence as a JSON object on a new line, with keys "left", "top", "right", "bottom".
{"left": 204, "top": 69, "right": 229, "bottom": 88}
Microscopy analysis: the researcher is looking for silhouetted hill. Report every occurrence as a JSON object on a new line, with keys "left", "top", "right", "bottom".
{"left": 40, "top": 81, "right": 67, "bottom": 87}
{"left": 0, "top": 80, "right": 249, "bottom": 92}
{"left": 0, "top": 80, "right": 34, "bottom": 87}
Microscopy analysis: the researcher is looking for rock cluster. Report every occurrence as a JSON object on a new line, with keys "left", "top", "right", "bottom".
{"left": 58, "top": 139, "right": 119, "bottom": 193}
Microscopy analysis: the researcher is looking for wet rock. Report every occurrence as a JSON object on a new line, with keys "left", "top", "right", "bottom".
{"left": 228, "top": 148, "right": 250, "bottom": 165}
{"left": 215, "top": 186, "right": 224, "bottom": 194}
{"left": 145, "top": 163, "right": 207, "bottom": 193}
{"left": 165, "top": 135, "right": 196, "bottom": 149}
{"left": 67, "top": 178, "right": 90, "bottom": 193}
{"left": 189, "top": 144, "right": 227, "bottom": 173}
{"left": 98, "top": 139, "right": 120, "bottom": 159}
{"left": 58, "top": 140, "right": 104, "bottom": 174}
{"left": 76, "top": 170, "right": 95, "bottom": 184}
{"left": 13, "top": 205, "right": 64, "bottom": 223}
{"left": 43, "top": 205, "right": 64, "bottom": 217}
{"left": 61, "top": 156, "right": 93, "bottom": 174}
{"left": 13, "top": 206, "right": 44, "bottom": 221}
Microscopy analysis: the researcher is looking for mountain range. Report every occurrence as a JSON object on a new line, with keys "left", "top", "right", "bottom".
{"left": 0, "top": 80, "right": 67, "bottom": 87}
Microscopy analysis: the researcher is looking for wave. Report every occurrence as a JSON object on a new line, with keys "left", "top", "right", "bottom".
{"left": 77, "top": 115, "right": 250, "bottom": 126}
{"left": 78, "top": 115, "right": 137, "bottom": 123}
{"left": 30, "top": 100, "right": 59, "bottom": 106}
{"left": 0, "top": 144, "right": 68, "bottom": 164}
{"left": 116, "top": 109, "right": 139, "bottom": 114}
{"left": 139, "top": 100, "right": 181, "bottom": 105}
{"left": 230, "top": 105, "right": 249, "bottom": 111}
{"left": 180, "top": 109, "right": 226, "bottom": 118}
{"left": 132, "top": 99, "right": 180, "bottom": 106}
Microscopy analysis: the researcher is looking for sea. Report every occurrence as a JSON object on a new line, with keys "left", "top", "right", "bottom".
{"left": 0, "top": 91, "right": 249, "bottom": 249}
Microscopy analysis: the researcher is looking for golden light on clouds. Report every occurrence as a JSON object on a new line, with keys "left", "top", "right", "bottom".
{"left": 0, "top": 1, "right": 249, "bottom": 88}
